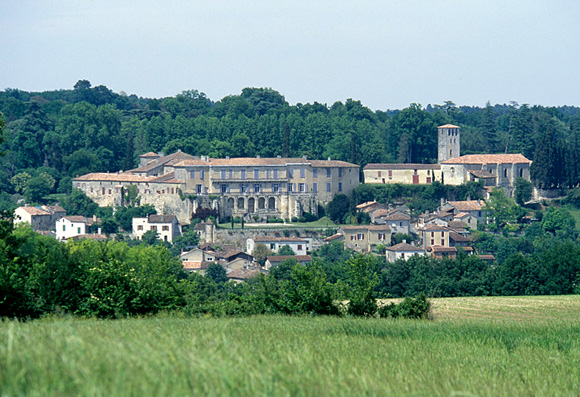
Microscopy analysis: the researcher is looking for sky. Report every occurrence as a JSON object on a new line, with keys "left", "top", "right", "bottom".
{"left": 1, "top": 1, "right": 579, "bottom": 111}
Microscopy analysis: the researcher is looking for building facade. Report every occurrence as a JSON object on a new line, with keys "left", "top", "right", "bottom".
{"left": 72, "top": 153, "right": 360, "bottom": 223}
{"left": 133, "top": 214, "right": 181, "bottom": 242}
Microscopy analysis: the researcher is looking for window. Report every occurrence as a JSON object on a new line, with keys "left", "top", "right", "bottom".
{"left": 137, "top": 225, "right": 143, "bottom": 231}
{"left": 313, "top": 169, "right": 318, "bottom": 178}
{"left": 270, "top": 243, "right": 275, "bottom": 250}
{"left": 504, "top": 168, "right": 507, "bottom": 177}
{"left": 300, "top": 168, "right": 305, "bottom": 178}
{"left": 151, "top": 226, "right": 157, "bottom": 231}
{"left": 388, "top": 170, "right": 392, "bottom": 179}
{"left": 357, "top": 233, "right": 364, "bottom": 240}
{"left": 254, "top": 184, "right": 261, "bottom": 193}
{"left": 164, "top": 236, "right": 168, "bottom": 241}
{"left": 338, "top": 168, "right": 343, "bottom": 177}
{"left": 190, "top": 170, "right": 195, "bottom": 179}
{"left": 221, "top": 170, "right": 226, "bottom": 179}
{"left": 298, "top": 244, "right": 303, "bottom": 250}
{"left": 288, "top": 169, "right": 294, "bottom": 178}
{"left": 431, "top": 232, "right": 434, "bottom": 237}
{"left": 229, "top": 170, "right": 233, "bottom": 178}
{"left": 162, "top": 226, "right": 169, "bottom": 231}
{"left": 338, "top": 182, "right": 342, "bottom": 192}
{"left": 288, "top": 183, "right": 294, "bottom": 192}
{"left": 272, "top": 183, "right": 279, "bottom": 193}
{"left": 108, "top": 189, "right": 112, "bottom": 194}
{"left": 241, "top": 170, "right": 246, "bottom": 179}
{"left": 299, "top": 183, "right": 305, "bottom": 192}
{"left": 221, "top": 184, "right": 228, "bottom": 193}
{"left": 378, "top": 171, "right": 381, "bottom": 177}
{"left": 266, "top": 169, "right": 270, "bottom": 179}
{"left": 77, "top": 227, "right": 81, "bottom": 234}
{"left": 520, "top": 168, "right": 523, "bottom": 177}
{"left": 63, "top": 225, "right": 66, "bottom": 231}
{"left": 326, "top": 182, "right": 331, "bottom": 192}
{"left": 431, "top": 239, "right": 435, "bottom": 245}
{"left": 200, "top": 169, "right": 204, "bottom": 179}
{"left": 273, "top": 169, "right": 278, "bottom": 179}
{"left": 441, "top": 231, "right": 444, "bottom": 237}
{"left": 196, "top": 184, "right": 202, "bottom": 194}
{"left": 312, "top": 183, "right": 318, "bottom": 192}
{"left": 254, "top": 169, "right": 260, "bottom": 179}
{"left": 326, "top": 168, "right": 331, "bottom": 177}
{"left": 240, "top": 184, "right": 248, "bottom": 193}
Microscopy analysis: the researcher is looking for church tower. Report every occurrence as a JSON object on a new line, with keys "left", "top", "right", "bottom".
{"left": 437, "top": 124, "right": 460, "bottom": 163}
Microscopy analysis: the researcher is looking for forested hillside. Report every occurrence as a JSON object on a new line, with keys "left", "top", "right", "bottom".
{"left": 1, "top": 81, "right": 579, "bottom": 209}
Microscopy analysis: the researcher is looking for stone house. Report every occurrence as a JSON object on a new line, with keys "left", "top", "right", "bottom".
{"left": 372, "top": 209, "right": 411, "bottom": 234}
{"left": 338, "top": 224, "right": 391, "bottom": 252}
{"left": 133, "top": 214, "right": 181, "bottom": 242}
{"left": 418, "top": 223, "right": 453, "bottom": 250}
{"left": 14, "top": 205, "right": 66, "bottom": 231}
{"left": 363, "top": 163, "right": 442, "bottom": 185}
{"left": 265, "top": 255, "right": 313, "bottom": 270}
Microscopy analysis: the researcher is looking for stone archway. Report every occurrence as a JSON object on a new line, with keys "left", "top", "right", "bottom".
{"left": 268, "top": 197, "right": 276, "bottom": 210}
{"left": 258, "top": 197, "right": 266, "bottom": 210}
{"left": 248, "top": 197, "right": 255, "bottom": 213}
{"left": 237, "top": 197, "right": 245, "bottom": 210}
{"left": 227, "top": 197, "right": 234, "bottom": 209}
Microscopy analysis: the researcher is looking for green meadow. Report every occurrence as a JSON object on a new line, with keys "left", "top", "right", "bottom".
{"left": 1, "top": 295, "right": 579, "bottom": 396}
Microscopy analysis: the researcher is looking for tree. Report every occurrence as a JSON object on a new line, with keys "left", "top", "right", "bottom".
{"left": 24, "top": 173, "right": 55, "bottom": 203}
{"left": 346, "top": 255, "right": 378, "bottom": 316}
{"left": 141, "top": 230, "right": 159, "bottom": 245}
{"left": 278, "top": 245, "right": 296, "bottom": 256}
{"left": 327, "top": 194, "right": 350, "bottom": 223}
{"left": 252, "top": 243, "right": 272, "bottom": 265}
{"left": 170, "top": 229, "right": 200, "bottom": 256}
{"left": 205, "top": 263, "right": 228, "bottom": 284}
{"left": 514, "top": 177, "right": 533, "bottom": 205}
{"left": 483, "top": 188, "right": 523, "bottom": 229}
{"left": 61, "top": 188, "right": 98, "bottom": 217}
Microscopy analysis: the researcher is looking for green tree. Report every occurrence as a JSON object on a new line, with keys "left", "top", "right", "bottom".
{"left": 277, "top": 245, "right": 296, "bottom": 256}
{"left": 346, "top": 255, "right": 378, "bottom": 316}
{"left": 327, "top": 194, "right": 350, "bottom": 223}
{"left": 514, "top": 177, "right": 533, "bottom": 205}
{"left": 205, "top": 262, "right": 228, "bottom": 284}
{"left": 252, "top": 243, "right": 272, "bottom": 265}
{"left": 61, "top": 188, "right": 98, "bottom": 216}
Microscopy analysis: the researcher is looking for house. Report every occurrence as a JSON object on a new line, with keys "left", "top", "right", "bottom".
{"left": 418, "top": 224, "right": 453, "bottom": 250}
{"left": 265, "top": 255, "right": 313, "bottom": 270}
{"left": 133, "top": 214, "right": 181, "bottom": 242}
{"left": 453, "top": 212, "right": 478, "bottom": 229}
{"left": 442, "top": 200, "right": 485, "bottom": 224}
{"left": 363, "top": 163, "right": 442, "bottom": 185}
{"left": 55, "top": 216, "right": 99, "bottom": 241}
{"left": 373, "top": 210, "right": 411, "bottom": 235}
{"left": 193, "top": 219, "right": 215, "bottom": 244}
{"left": 337, "top": 224, "right": 391, "bottom": 252}
{"left": 227, "top": 267, "right": 264, "bottom": 284}
{"left": 246, "top": 236, "right": 308, "bottom": 256}
{"left": 324, "top": 233, "right": 344, "bottom": 244}
{"left": 427, "top": 246, "right": 458, "bottom": 259}
{"left": 356, "top": 201, "right": 383, "bottom": 213}
{"left": 180, "top": 248, "right": 216, "bottom": 273}
{"left": 385, "top": 243, "right": 425, "bottom": 263}
{"left": 14, "top": 205, "right": 66, "bottom": 231}
{"left": 214, "top": 249, "right": 254, "bottom": 263}
{"left": 69, "top": 233, "right": 108, "bottom": 242}
{"left": 449, "top": 231, "right": 471, "bottom": 249}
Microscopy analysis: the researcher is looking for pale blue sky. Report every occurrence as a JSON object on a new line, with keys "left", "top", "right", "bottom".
{"left": 1, "top": 1, "right": 579, "bottom": 110}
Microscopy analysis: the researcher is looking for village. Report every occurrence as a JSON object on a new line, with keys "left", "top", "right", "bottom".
{"left": 13, "top": 124, "right": 532, "bottom": 282}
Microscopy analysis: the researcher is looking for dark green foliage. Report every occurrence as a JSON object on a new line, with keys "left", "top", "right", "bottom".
{"left": 346, "top": 255, "right": 378, "bottom": 316}
{"left": 61, "top": 189, "right": 99, "bottom": 217}
{"left": 114, "top": 204, "right": 156, "bottom": 231}
{"left": 327, "top": 194, "right": 350, "bottom": 223}
{"left": 205, "top": 263, "right": 228, "bottom": 284}
{"left": 378, "top": 294, "right": 431, "bottom": 319}
{"left": 514, "top": 177, "right": 533, "bottom": 205}
{"left": 277, "top": 245, "right": 296, "bottom": 256}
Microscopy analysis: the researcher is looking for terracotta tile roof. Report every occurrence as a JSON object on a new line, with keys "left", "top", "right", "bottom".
{"left": 383, "top": 212, "right": 411, "bottom": 221}
{"left": 130, "top": 151, "right": 197, "bottom": 173}
{"left": 386, "top": 243, "right": 424, "bottom": 252}
{"left": 448, "top": 200, "right": 483, "bottom": 211}
{"left": 43, "top": 205, "right": 66, "bottom": 213}
{"left": 174, "top": 157, "right": 358, "bottom": 168}
{"left": 227, "top": 268, "right": 263, "bottom": 280}
{"left": 183, "top": 261, "right": 210, "bottom": 271}
{"left": 449, "top": 232, "right": 471, "bottom": 242}
{"left": 429, "top": 246, "right": 457, "bottom": 253}
{"left": 454, "top": 212, "right": 471, "bottom": 218}
{"left": 69, "top": 233, "right": 108, "bottom": 241}
{"left": 478, "top": 254, "right": 496, "bottom": 261}
{"left": 266, "top": 255, "right": 312, "bottom": 263}
{"left": 441, "top": 154, "right": 531, "bottom": 165}
{"left": 139, "top": 152, "right": 159, "bottom": 158}
{"left": 356, "top": 201, "right": 379, "bottom": 209}
{"left": 18, "top": 206, "right": 50, "bottom": 216}
{"left": 62, "top": 216, "right": 99, "bottom": 226}
{"left": 252, "top": 236, "right": 307, "bottom": 243}
{"left": 324, "top": 233, "right": 344, "bottom": 242}
{"left": 364, "top": 163, "right": 441, "bottom": 170}
{"left": 419, "top": 224, "right": 452, "bottom": 232}
{"left": 448, "top": 221, "right": 468, "bottom": 230}
{"left": 468, "top": 169, "right": 496, "bottom": 179}
{"left": 149, "top": 172, "right": 184, "bottom": 184}
{"left": 340, "top": 224, "right": 391, "bottom": 231}
{"left": 147, "top": 214, "right": 177, "bottom": 223}
{"left": 73, "top": 172, "right": 154, "bottom": 183}
{"left": 438, "top": 124, "right": 460, "bottom": 129}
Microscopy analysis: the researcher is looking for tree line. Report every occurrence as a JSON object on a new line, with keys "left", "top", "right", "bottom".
{"left": 1, "top": 83, "right": 579, "bottom": 210}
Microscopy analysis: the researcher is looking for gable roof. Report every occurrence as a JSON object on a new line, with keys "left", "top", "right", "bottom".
{"left": 174, "top": 157, "right": 358, "bottom": 168}
{"left": 448, "top": 200, "right": 483, "bottom": 211}
{"left": 438, "top": 124, "right": 460, "bottom": 129}
{"left": 17, "top": 206, "right": 50, "bottom": 216}
{"left": 148, "top": 214, "right": 177, "bottom": 223}
{"left": 364, "top": 163, "right": 441, "bottom": 170}
{"left": 386, "top": 243, "right": 424, "bottom": 252}
{"left": 339, "top": 224, "right": 391, "bottom": 231}
{"left": 252, "top": 236, "right": 307, "bottom": 243}
{"left": 441, "top": 154, "right": 531, "bottom": 165}
{"left": 266, "top": 255, "right": 312, "bottom": 263}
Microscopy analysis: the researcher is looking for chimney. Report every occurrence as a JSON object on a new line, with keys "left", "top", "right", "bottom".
{"left": 327, "top": 157, "right": 331, "bottom": 161}
{"left": 402, "top": 239, "right": 407, "bottom": 244}
{"left": 226, "top": 156, "right": 229, "bottom": 159}
{"left": 93, "top": 215, "right": 97, "bottom": 222}
{"left": 277, "top": 155, "right": 281, "bottom": 159}
{"left": 467, "top": 195, "right": 471, "bottom": 201}
{"left": 256, "top": 155, "right": 260, "bottom": 159}
{"left": 97, "top": 227, "right": 102, "bottom": 235}
{"left": 303, "top": 155, "right": 307, "bottom": 160}
{"left": 440, "top": 198, "right": 445, "bottom": 208}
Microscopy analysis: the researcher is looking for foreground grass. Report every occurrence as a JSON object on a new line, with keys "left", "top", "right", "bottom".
{"left": 1, "top": 296, "right": 580, "bottom": 396}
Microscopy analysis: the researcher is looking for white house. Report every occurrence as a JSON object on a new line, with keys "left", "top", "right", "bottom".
{"left": 246, "top": 236, "right": 308, "bottom": 256}
{"left": 386, "top": 242, "right": 426, "bottom": 263}
{"left": 133, "top": 214, "right": 181, "bottom": 242}
{"left": 55, "top": 216, "right": 99, "bottom": 241}
{"left": 15, "top": 205, "right": 66, "bottom": 231}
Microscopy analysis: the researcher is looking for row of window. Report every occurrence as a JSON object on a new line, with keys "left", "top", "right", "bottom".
{"left": 349, "top": 233, "right": 387, "bottom": 241}
{"left": 193, "top": 167, "right": 341, "bottom": 180}
{"left": 216, "top": 182, "right": 342, "bottom": 194}
{"left": 136, "top": 225, "right": 170, "bottom": 231}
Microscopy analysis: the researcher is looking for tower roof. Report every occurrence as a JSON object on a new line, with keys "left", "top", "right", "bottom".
{"left": 438, "top": 124, "right": 460, "bottom": 129}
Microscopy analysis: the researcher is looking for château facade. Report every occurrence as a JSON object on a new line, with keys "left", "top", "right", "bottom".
{"left": 72, "top": 152, "right": 360, "bottom": 223}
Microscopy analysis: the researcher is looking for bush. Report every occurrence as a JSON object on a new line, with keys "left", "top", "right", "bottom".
{"left": 378, "top": 294, "right": 431, "bottom": 319}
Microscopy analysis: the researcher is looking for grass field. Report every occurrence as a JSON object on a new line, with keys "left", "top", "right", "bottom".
{"left": 1, "top": 295, "right": 579, "bottom": 396}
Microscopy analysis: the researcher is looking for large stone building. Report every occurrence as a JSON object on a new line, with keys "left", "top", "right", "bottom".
{"left": 72, "top": 152, "right": 360, "bottom": 223}
{"left": 363, "top": 124, "right": 532, "bottom": 194}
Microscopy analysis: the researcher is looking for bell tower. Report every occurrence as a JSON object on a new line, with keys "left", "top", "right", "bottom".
{"left": 438, "top": 124, "right": 460, "bottom": 163}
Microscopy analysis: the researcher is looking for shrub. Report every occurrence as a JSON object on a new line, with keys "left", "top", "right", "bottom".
{"left": 378, "top": 294, "right": 431, "bottom": 319}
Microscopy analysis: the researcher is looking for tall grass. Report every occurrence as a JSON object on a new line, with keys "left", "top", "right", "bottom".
{"left": 1, "top": 296, "right": 579, "bottom": 396}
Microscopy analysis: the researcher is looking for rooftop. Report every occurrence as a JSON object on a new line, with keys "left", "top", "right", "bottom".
{"left": 441, "top": 153, "right": 532, "bottom": 165}
{"left": 386, "top": 243, "right": 424, "bottom": 252}
{"left": 364, "top": 163, "right": 441, "bottom": 170}
{"left": 438, "top": 124, "right": 460, "bottom": 129}
{"left": 174, "top": 157, "right": 358, "bottom": 168}
{"left": 448, "top": 200, "right": 483, "bottom": 211}
{"left": 266, "top": 255, "right": 313, "bottom": 263}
